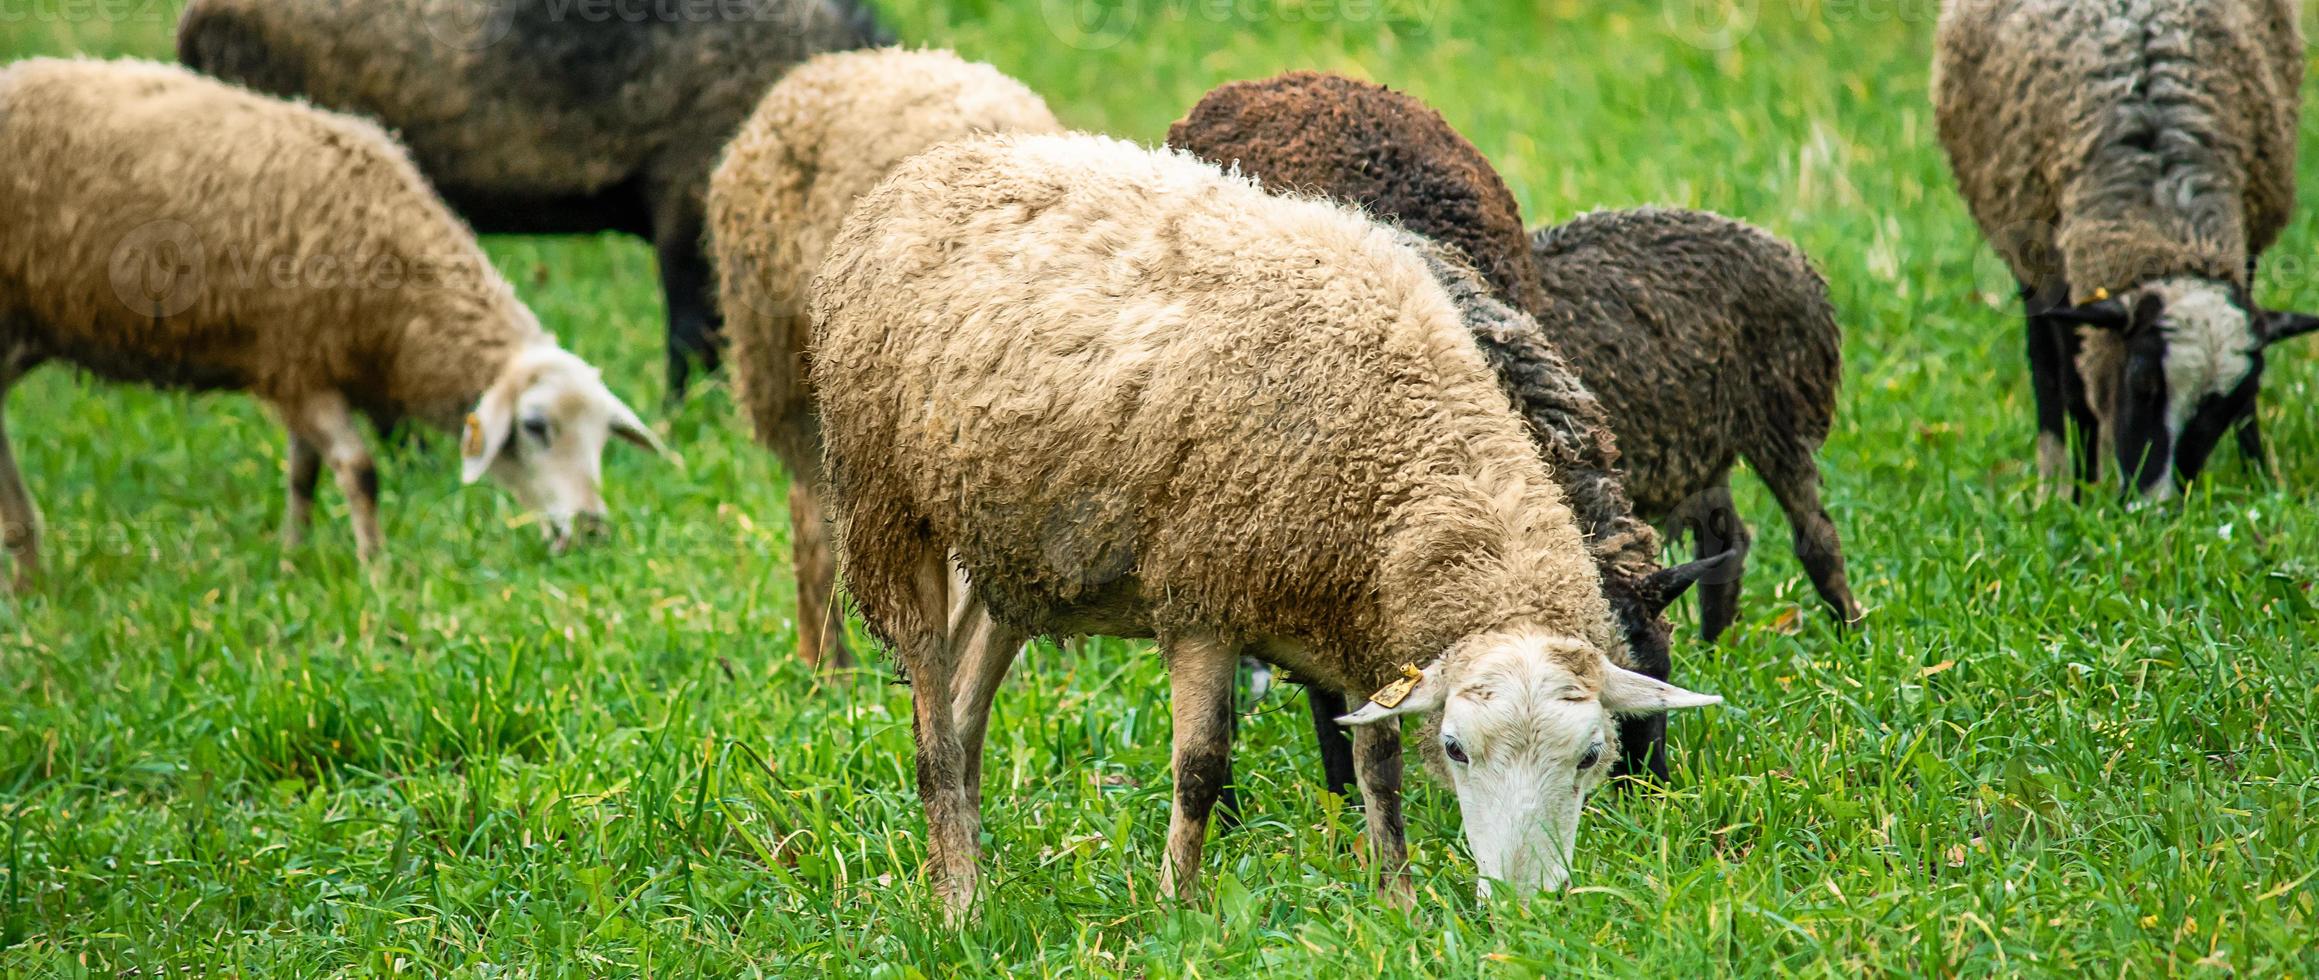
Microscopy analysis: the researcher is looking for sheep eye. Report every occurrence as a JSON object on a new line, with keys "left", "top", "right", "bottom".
{"left": 521, "top": 416, "right": 552, "bottom": 442}
{"left": 1577, "top": 743, "right": 1603, "bottom": 771}
{"left": 1442, "top": 736, "right": 1470, "bottom": 765}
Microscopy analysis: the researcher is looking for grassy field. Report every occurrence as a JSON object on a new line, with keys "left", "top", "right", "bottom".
{"left": 4, "top": 0, "right": 2317, "bottom": 974}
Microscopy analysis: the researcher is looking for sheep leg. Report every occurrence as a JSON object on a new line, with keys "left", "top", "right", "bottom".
{"left": 948, "top": 597, "right": 1027, "bottom": 805}
{"left": 2237, "top": 412, "right": 2272, "bottom": 478}
{"left": 1305, "top": 686, "right": 1362, "bottom": 801}
{"left": 1684, "top": 478, "right": 1748, "bottom": 642}
{"left": 0, "top": 360, "right": 39, "bottom": 594}
{"left": 2023, "top": 288, "right": 2073, "bottom": 499}
{"left": 892, "top": 549, "right": 981, "bottom": 921}
{"left": 1351, "top": 721, "right": 1413, "bottom": 907}
{"left": 786, "top": 480, "right": 855, "bottom": 669}
{"left": 654, "top": 213, "right": 720, "bottom": 400}
{"left": 282, "top": 393, "right": 383, "bottom": 562}
{"left": 281, "top": 432, "right": 322, "bottom": 549}
{"left": 1157, "top": 632, "right": 1238, "bottom": 904}
{"left": 1753, "top": 450, "right": 1862, "bottom": 627}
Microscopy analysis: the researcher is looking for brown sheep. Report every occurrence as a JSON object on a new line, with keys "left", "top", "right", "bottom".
{"left": 1934, "top": 0, "right": 2317, "bottom": 499}
{"left": 708, "top": 47, "right": 1060, "bottom": 670}
{"left": 810, "top": 132, "right": 1721, "bottom": 917}
{"left": 177, "top": 0, "right": 893, "bottom": 396}
{"left": 0, "top": 58, "right": 665, "bottom": 589}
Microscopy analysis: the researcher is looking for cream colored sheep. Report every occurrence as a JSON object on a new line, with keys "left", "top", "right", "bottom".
{"left": 810, "top": 132, "right": 1721, "bottom": 917}
{"left": 707, "top": 47, "right": 1059, "bottom": 669}
{"left": 0, "top": 58, "right": 665, "bottom": 589}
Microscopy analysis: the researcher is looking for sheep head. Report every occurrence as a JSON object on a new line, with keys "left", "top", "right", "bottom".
{"left": 1336, "top": 630, "right": 1719, "bottom": 898}
{"left": 461, "top": 343, "right": 668, "bottom": 551}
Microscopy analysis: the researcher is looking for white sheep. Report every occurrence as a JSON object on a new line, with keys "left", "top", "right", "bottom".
{"left": 0, "top": 58, "right": 666, "bottom": 589}
{"left": 810, "top": 132, "right": 1722, "bottom": 917}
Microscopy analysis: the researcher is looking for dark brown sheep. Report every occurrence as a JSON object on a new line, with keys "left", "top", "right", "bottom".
{"left": 1528, "top": 208, "right": 1859, "bottom": 640}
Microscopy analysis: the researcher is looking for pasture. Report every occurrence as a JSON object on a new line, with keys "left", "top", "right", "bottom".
{"left": 2, "top": 0, "right": 2316, "bottom": 973}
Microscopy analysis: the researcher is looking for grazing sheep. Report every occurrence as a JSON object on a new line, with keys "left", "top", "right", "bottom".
{"left": 176, "top": 0, "right": 893, "bottom": 397}
{"left": 1528, "top": 208, "right": 1859, "bottom": 639}
{"left": 708, "top": 47, "right": 1060, "bottom": 670}
{"left": 1166, "top": 71, "right": 1544, "bottom": 312}
{"left": 810, "top": 132, "right": 1722, "bottom": 915}
{"left": 1167, "top": 72, "right": 1756, "bottom": 788}
{"left": 1934, "top": 0, "right": 2318, "bottom": 499}
{"left": 0, "top": 58, "right": 666, "bottom": 588}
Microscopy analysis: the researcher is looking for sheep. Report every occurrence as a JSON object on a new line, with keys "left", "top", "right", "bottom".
{"left": 708, "top": 47, "right": 1060, "bottom": 670}
{"left": 1527, "top": 208, "right": 1860, "bottom": 641}
{"left": 808, "top": 131, "right": 1723, "bottom": 916}
{"left": 1165, "top": 72, "right": 1784, "bottom": 789}
{"left": 1165, "top": 72, "right": 1544, "bottom": 312}
{"left": 176, "top": 0, "right": 894, "bottom": 397}
{"left": 1933, "top": 0, "right": 2318, "bottom": 500}
{"left": 0, "top": 57, "right": 667, "bottom": 589}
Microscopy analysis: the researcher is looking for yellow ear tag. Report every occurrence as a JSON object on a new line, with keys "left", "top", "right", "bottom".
{"left": 462, "top": 413, "right": 485, "bottom": 457}
{"left": 1368, "top": 663, "right": 1425, "bottom": 708}
{"left": 2092, "top": 287, "right": 2110, "bottom": 301}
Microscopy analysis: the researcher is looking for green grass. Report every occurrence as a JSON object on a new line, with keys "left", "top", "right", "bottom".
{"left": 4, "top": 0, "right": 2317, "bottom": 974}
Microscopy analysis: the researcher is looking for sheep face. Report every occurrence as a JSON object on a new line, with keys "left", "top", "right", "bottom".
{"left": 2053, "top": 278, "right": 2318, "bottom": 499}
{"left": 1337, "top": 631, "right": 1719, "bottom": 897}
{"left": 461, "top": 345, "right": 666, "bottom": 550}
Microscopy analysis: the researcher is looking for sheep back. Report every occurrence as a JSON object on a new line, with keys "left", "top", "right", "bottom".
{"left": 812, "top": 133, "right": 1617, "bottom": 690}
{"left": 0, "top": 57, "right": 534, "bottom": 427}
{"left": 1933, "top": 0, "right": 2302, "bottom": 299}
{"left": 709, "top": 47, "right": 1059, "bottom": 468}
{"left": 177, "top": 0, "right": 891, "bottom": 211}
{"left": 1165, "top": 71, "right": 1543, "bottom": 313}
{"left": 1527, "top": 208, "right": 1841, "bottom": 518}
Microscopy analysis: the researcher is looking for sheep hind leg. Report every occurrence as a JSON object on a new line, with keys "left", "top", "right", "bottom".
{"left": 883, "top": 547, "right": 981, "bottom": 922}
{"left": 279, "top": 392, "right": 383, "bottom": 563}
{"left": 0, "top": 354, "right": 42, "bottom": 594}
{"left": 948, "top": 596, "right": 1027, "bottom": 805}
{"left": 1351, "top": 721, "right": 1413, "bottom": 907}
{"left": 1683, "top": 478, "right": 1748, "bottom": 643}
{"left": 281, "top": 432, "right": 322, "bottom": 550}
{"left": 1753, "top": 449, "right": 1862, "bottom": 629}
{"left": 787, "top": 481, "right": 855, "bottom": 670}
{"left": 1157, "top": 631, "right": 1239, "bottom": 904}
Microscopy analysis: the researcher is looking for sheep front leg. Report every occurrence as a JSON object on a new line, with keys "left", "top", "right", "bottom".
{"left": 281, "top": 432, "right": 322, "bottom": 549}
{"left": 281, "top": 393, "right": 383, "bottom": 562}
{"left": 948, "top": 596, "right": 1027, "bottom": 805}
{"left": 1158, "top": 632, "right": 1238, "bottom": 904}
{"left": 1352, "top": 722, "right": 1413, "bottom": 907}
{"left": 0, "top": 370, "right": 39, "bottom": 594}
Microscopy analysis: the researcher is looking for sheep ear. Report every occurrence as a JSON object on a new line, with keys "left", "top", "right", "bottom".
{"left": 603, "top": 389, "right": 669, "bottom": 458}
{"left": 461, "top": 384, "right": 518, "bottom": 484}
{"left": 1637, "top": 548, "right": 1740, "bottom": 616}
{"left": 1600, "top": 662, "right": 1721, "bottom": 715}
{"left": 2047, "top": 297, "right": 2129, "bottom": 331}
{"left": 1334, "top": 662, "right": 1448, "bottom": 726}
{"left": 2260, "top": 310, "right": 2319, "bottom": 346}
